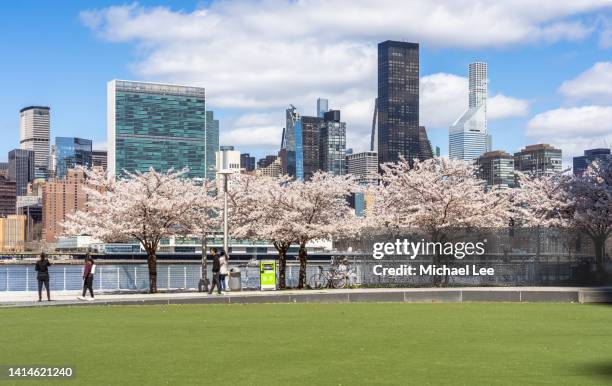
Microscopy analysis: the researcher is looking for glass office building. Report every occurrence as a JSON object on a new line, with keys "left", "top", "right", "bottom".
{"left": 107, "top": 80, "right": 208, "bottom": 179}
{"left": 8, "top": 149, "right": 35, "bottom": 196}
{"left": 205, "top": 111, "right": 219, "bottom": 180}
{"left": 377, "top": 41, "right": 432, "bottom": 166}
{"left": 319, "top": 110, "right": 346, "bottom": 176}
{"left": 55, "top": 137, "right": 92, "bottom": 178}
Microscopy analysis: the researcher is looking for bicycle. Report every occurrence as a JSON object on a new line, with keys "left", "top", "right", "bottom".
{"left": 308, "top": 265, "right": 349, "bottom": 289}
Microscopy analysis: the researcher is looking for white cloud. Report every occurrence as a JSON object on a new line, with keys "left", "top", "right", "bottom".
{"left": 80, "top": 1, "right": 605, "bottom": 153}
{"left": 526, "top": 105, "right": 612, "bottom": 159}
{"left": 559, "top": 62, "right": 612, "bottom": 103}
{"left": 489, "top": 95, "right": 530, "bottom": 119}
{"left": 419, "top": 73, "right": 528, "bottom": 128}
{"left": 420, "top": 73, "right": 467, "bottom": 128}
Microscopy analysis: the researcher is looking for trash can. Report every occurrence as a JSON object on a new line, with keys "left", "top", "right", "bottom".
{"left": 229, "top": 267, "right": 242, "bottom": 291}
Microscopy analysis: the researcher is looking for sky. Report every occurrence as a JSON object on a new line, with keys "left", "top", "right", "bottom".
{"left": 0, "top": 1, "right": 611, "bottom": 166}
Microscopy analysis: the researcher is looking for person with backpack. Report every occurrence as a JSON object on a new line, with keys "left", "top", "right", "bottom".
{"left": 208, "top": 247, "right": 222, "bottom": 295}
{"left": 34, "top": 252, "right": 52, "bottom": 302}
{"left": 78, "top": 254, "right": 96, "bottom": 301}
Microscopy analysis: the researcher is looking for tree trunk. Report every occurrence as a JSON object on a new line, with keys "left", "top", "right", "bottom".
{"left": 297, "top": 241, "right": 308, "bottom": 289}
{"left": 200, "top": 233, "right": 209, "bottom": 292}
{"left": 147, "top": 251, "right": 157, "bottom": 293}
{"left": 591, "top": 234, "right": 607, "bottom": 275}
{"left": 274, "top": 243, "right": 288, "bottom": 289}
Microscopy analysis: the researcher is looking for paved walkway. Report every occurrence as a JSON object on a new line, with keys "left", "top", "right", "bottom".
{"left": 2, "top": 287, "right": 611, "bottom": 308}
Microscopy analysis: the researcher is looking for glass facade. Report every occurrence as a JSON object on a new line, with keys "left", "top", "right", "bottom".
{"left": 8, "top": 149, "right": 35, "bottom": 196}
{"left": 514, "top": 144, "right": 562, "bottom": 177}
{"left": 377, "top": 41, "right": 432, "bottom": 165}
{"left": 55, "top": 137, "right": 92, "bottom": 178}
{"left": 108, "top": 80, "right": 208, "bottom": 179}
{"left": 319, "top": 111, "right": 346, "bottom": 176}
{"left": 205, "top": 111, "right": 219, "bottom": 180}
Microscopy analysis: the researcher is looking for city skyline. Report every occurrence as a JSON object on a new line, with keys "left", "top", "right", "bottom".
{"left": 0, "top": 2, "right": 611, "bottom": 166}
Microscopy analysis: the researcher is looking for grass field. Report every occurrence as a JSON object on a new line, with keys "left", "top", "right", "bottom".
{"left": 1, "top": 303, "right": 612, "bottom": 385}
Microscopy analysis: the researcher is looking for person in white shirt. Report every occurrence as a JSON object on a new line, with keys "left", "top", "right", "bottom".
{"left": 219, "top": 251, "right": 229, "bottom": 293}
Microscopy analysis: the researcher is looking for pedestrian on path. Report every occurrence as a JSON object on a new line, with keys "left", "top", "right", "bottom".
{"left": 208, "top": 247, "right": 222, "bottom": 295}
{"left": 78, "top": 254, "right": 96, "bottom": 301}
{"left": 219, "top": 250, "right": 229, "bottom": 293}
{"left": 34, "top": 252, "right": 52, "bottom": 302}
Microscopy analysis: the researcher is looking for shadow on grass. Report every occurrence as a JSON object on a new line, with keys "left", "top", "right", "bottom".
{"left": 575, "top": 362, "right": 612, "bottom": 381}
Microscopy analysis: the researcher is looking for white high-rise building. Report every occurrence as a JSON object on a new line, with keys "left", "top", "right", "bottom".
{"left": 20, "top": 106, "right": 50, "bottom": 179}
{"left": 449, "top": 62, "right": 490, "bottom": 161}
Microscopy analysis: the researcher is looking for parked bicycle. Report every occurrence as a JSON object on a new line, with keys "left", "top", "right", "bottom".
{"left": 308, "top": 258, "right": 355, "bottom": 289}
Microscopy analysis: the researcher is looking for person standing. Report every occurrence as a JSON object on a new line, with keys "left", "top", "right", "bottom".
{"left": 208, "top": 247, "right": 222, "bottom": 295}
{"left": 34, "top": 252, "right": 52, "bottom": 302}
{"left": 219, "top": 251, "right": 229, "bottom": 293}
{"left": 78, "top": 254, "right": 96, "bottom": 301}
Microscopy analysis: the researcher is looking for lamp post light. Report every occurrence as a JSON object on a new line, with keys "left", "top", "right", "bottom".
{"left": 217, "top": 170, "right": 234, "bottom": 256}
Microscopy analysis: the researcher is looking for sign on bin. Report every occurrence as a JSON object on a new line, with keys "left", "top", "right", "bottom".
{"left": 260, "top": 260, "right": 276, "bottom": 291}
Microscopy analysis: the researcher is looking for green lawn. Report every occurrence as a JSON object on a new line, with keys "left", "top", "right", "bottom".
{"left": 1, "top": 303, "right": 612, "bottom": 385}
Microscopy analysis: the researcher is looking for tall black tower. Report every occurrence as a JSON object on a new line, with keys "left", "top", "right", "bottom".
{"left": 377, "top": 40, "right": 431, "bottom": 166}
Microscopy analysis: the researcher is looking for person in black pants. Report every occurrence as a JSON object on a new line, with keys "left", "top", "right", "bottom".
{"left": 208, "top": 248, "right": 222, "bottom": 295}
{"left": 34, "top": 252, "right": 52, "bottom": 302}
{"left": 79, "top": 254, "right": 95, "bottom": 301}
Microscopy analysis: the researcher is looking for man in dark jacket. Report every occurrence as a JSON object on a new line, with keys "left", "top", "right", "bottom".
{"left": 34, "top": 252, "right": 52, "bottom": 302}
{"left": 208, "top": 247, "right": 222, "bottom": 295}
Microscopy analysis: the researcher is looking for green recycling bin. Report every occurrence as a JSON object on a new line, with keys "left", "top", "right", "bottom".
{"left": 260, "top": 260, "right": 277, "bottom": 291}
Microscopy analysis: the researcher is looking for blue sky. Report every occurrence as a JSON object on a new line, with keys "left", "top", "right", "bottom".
{"left": 1, "top": 1, "right": 611, "bottom": 166}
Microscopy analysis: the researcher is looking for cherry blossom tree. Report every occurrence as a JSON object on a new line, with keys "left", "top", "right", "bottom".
{"left": 64, "top": 168, "right": 211, "bottom": 293}
{"left": 281, "top": 172, "right": 358, "bottom": 288}
{"left": 188, "top": 179, "right": 222, "bottom": 291}
{"left": 373, "top": 157, "right": 510, "bottom": 231}
{"left": 512, "top": 171, "right": 574, "bottom": 227}
{"left": 569, "top": 160, "right": 612, "bottom": 272}
{"left": 370, "top": 157, "right": 511, "bottom": 285}
{"left": 227, "top": 174, "right": 297, "bottom": 289}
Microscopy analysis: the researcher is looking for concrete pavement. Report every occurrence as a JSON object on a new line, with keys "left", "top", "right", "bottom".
{"left": 2, "top": 287, "right": 612, "bottom": 308}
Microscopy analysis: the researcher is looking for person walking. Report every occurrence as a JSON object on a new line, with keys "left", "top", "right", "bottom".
{"left": 34, "top": 252, "right": 52, "bottom": 302}
{"left": 219, "top": 250, "right": 229, "bottom": 293}
{"left": 208, "top": 247, "right": 222, "bottom": 295}
{"left": 78, "top": 254, "right": 96, "bottom": 301}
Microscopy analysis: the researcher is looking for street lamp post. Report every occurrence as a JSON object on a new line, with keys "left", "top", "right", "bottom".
{"left": 218, "top": 170, "right": 233, "bottom": 255}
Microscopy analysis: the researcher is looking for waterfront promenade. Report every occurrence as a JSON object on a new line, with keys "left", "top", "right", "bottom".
{"left": 2, "top": 287, "right": 611, "bottom": 308}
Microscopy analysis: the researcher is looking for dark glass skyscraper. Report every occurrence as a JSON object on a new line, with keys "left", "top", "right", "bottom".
{"left": 319, "top": 110, "right": 346, "bottom": 176}
{"left": 377, "top": 40, "right": 431, "bottom": 166}
{"left": 240, "top": 153, "right": 255, "bottom": 172}
{"left": 55, "top": 137, "right": 92, "bottom": 178}
{"left": 8, "top": 149, "right": 35, "bottom": 196}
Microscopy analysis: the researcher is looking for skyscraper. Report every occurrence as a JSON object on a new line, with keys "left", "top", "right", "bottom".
{"left": 514, "top": 144, "right": 562, "bottom": 177}
{"left": 449, "top": 62, "right": 490, "bottom": 161}
{"left": 319, "top": 110, "right": 346, "bottom": 176}
{"left": 477, "top": 151, "right": 515, "bottom": 188}
{"left": 284, "top": 105, "right": 302, "bottom": 179}
{"left": 301, "top": 115, "right": 323, "bottom": 180}
{"left": 377, "top": 41, "right": 432, "bottom": 166}
{"left": 206, "top": 111, "right": 220, "bottom": 180}
{"left": 92, "top": 150, "right": 108, "bottom": 171}
{"left": 347, "top": 151, "right": 379, "bottom": 185}
{"left": 0, "top": 176, "right": 16, "bottom": 217}
{"left": 55, "top": 137, "right": 93, "bottom": 178}
{"left": 19, "top": 106, "right": 50, "bottom": 179}
{"left": 107, "top": 80, "right": 208, "bottom": 179}
{"left": 317, "top": 98, "right": 328, "bottom": 118}
{"left": 8, "top": 149, "right": 35, "bottom": 196}
{"left": 573, "top": 148, "right": 612, "bottom": 176}
{"left": 42, "top": 169, "right": 90, "bottom": 243}
{"left": 240, "top": 153, "right": 256, "bottom": 172}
